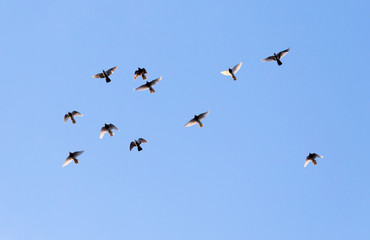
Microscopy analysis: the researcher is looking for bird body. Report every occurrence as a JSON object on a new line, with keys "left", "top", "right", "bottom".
{"left": 134, "top": 76, "right": 162, "bottom": 94}
{"left": 100, "top": 123, "right": 119, "bottom": 139}
{"left": 304, "top": 153, "right": 324, "bottom": 167}
{"left": 221, "top": 62, "right": 242, "bottom": 81}
{"left": 64, "top": 111, "right": 83, "bottom": 124}
{"left": 130, "top": 138, "right": 148, "bottom": 151}
{"left": 262, "top": 49, "right": 290, "bottom": 65}
{"left": 93, "top": 66, "right": 117, "bottom": 83}
{"left": 63, "top": 151, "right": 84, "bottom": 167}
{"left": 184, "top": 111, "right": 210, "bottom": 128}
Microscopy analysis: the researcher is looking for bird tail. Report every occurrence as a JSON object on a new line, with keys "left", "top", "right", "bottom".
{"left": 277, "top": 59, "right": 283, "bottom": 66}
{"left": 74, "top": 159, "right": 79, "bottom": 164}
{"left": 198, "top": 121, "right": 204, "bottom": 128}
{"left": 106, "top": 76, "right": 111, "bottom": 83}
{"left": 312, "top": 159, "right": 317, "bottom": 165}
{"left": 149, "top": 87, "right": 155, "bottom": 94}
{"left": 138, "top": 146, "right": 143, "bottom": 151}
{"left": 232, "top": 74, "right": 237, "bottom": 81}
{"left": 109, "top": 131, "right": 114, "bottom": 137}
{"left": 71, "top": 117, "right": 76, "bottom": 124}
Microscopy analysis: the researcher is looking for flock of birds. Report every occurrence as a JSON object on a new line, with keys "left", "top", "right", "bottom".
{"left": 62, "top": 48, "right": 324, "bottom": 168}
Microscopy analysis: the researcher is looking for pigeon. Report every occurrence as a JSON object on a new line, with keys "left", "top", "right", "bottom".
{"left": 92, "top": 66, "right": 117, "bottom": 83}
{"left": 221, "top": 62, "right": 242, "bottom": 81}
{"left": 262, "top": 48, "right": 290, "bottom": 66}
{"left": 134, "top": 76, "right": 162, "bottom": 94}
{"left": 63, "top": 151, "right": 84, "bottom": 167}
{"left": 304, "top": 153, "right": 324, "bottom": 167}
{"left": 184, "top": 110, "right": 210, "bottom": 128}
{"left": 130, "top": 138, "right": 148, "bottom": 151}
{"left": 134, "top": 67, "right": 149, "bottom": 80}
{"left": 100, "top": 123, "right": 119, "bottom": 139}
{"left": 64, "top": 111, "right": 83, "bottom": 124}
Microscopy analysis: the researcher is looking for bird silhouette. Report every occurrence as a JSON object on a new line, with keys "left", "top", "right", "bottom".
{"left": 221, "top": 62, "right": 242, "bottom": 81}
{"left": 304, "top": 153, "right": 324, "bottom": 167}
{"left": 184, "top": 110, "right": 210, "bottom": 128}
{"left": 134, "top": 76, "right": 162, "bottom": 94}
{"left": 262, "top": 49, "right": 290, "bottom": 66}
{"left": 130, "top": 138, "right": 148, "bottom": 151}
{"left": 63, "top": 151, "right": 84, "bottom": 167}
{"left": 100, "top": 123, "right": 119, "bottom": 139}
{"left": 92, "top": 66, "right": 117, "bottom": 83}
{"left": 64, "top": 111, "right": 83, "bottom": 124}
{"left": 134, "top": 67, "right": 149, "bottom": 80}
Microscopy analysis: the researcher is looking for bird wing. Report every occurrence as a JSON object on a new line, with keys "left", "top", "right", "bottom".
{"left": 220, "top": 70, "right": 232, "bottom": 76}
{"left": 73, "top": 151, "right": 84, "bottom": 158}
{"left": 198, "top": 110, "right": 210, "bottom": 120}
{"left": 312, "top": 153, "right": 323, "bottom": 159}
{"left": 93, "top": 73, "right": 105, "bottom": 78}
{"left": 138, "top": 138, "right": 148, "bottom": 144}
{"left": 100, "top": 128, "right": 108, "bottom": 139}
{"left": 262, "top": 56, "right": 275, "bottom": 62}
{"left": 277, "top": 48, "right": 290, "bottom": 59}
{"left": 304, "top": 159, "right": 310, "bottom": 168}
{"left": 130, "top": 141, "right": 136, "bottom": 151}
{"left": 150, "top": 76, "right": 162, "bottom": 86}
{"left": 184, "top": 119, "right": 197, "bottom": 127}
{"left": 134, "top": 72, "right": 139, "bottom": 80}
{"left": 134, "top": 84, "right": 149, "bottom": 91}
{"left": 63, "top": 157, "right": 73, "bottom": 167}
{"left": 232, "top": 62, "right": 242, "bottom": 74}
{"left": 109, "top": 124, "right": 119, "bottom": 131}
{"left": 72, "top": 111, "right": 83, "bottom": 117}
{"left": 106, "top": 66, "right": 117, "bottom": 76}
{"left": 64, "top": 114, "right": 69, "bottom": 123}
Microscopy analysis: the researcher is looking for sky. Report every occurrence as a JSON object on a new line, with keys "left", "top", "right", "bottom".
{"left": 0, "top": 0, "right": 369, "bottom": 239}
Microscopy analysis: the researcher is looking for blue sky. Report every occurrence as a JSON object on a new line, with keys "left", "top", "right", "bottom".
{"left": 0, "top": 0, "right": 369, "bottom": 239}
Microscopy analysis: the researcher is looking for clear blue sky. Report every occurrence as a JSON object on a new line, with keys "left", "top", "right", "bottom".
{"left": 1, "top": 0, "right": 369, "bottom": 239}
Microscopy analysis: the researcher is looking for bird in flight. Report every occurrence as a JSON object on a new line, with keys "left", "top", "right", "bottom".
{"left": 100, "top": 123, "right": 119, "bottom": 139}
{"left": 134, "top": 76, "right": 162, "bottom": 94}
{"left": 63, "top": 151, "right": 84, "bottom": 167}
{"left": 184, "top": 110, "right": 210, "bottom": 128}
{"left": 130, "top": 138, "right": 148, "bottom": 151}
{"left": 134, "top": 67, "right": 149, "bottom": 80}
{"left": 304, "top": 153, "right": 324, "bottom": 167}
{"left": 64, "top": 111, "right": 83, "bottom": 124}
{"left": 262, "top": 48, "right": 290, "bottom": 66}
{"left": 221, "top": 62, "right": 242, "bottom": 81}
{"left": 92, "top": 66, "right": 117, "bottom": 83}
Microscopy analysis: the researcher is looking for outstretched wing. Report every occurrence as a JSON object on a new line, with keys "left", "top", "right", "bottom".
{"left": 138, "top": 138, "right": 148, "bottom": 144}
{"left": 198, "top": 110, "right": 210, "bottom": 120}
{"left": 64, "top": 114, "right": 69, "bottom": 123}
{"left": 184, "top": 119, "right": 197, "bottom": 127}
{"left": 100, "top": 128, "right": 108, "bottom": 139}
{"left": 232, "top": 62, "right": 242, "bottom": 74}
{"left": 93, "top": 73, "right": 105, "bottom": 78}
{"left": 277, "top": 48, "right": 290, "bottom": 59}
{"left": 134, "top": 84, "right": 149, "bottom": 91}
{"left": 262, "top": 56, "right": 275, "bottom": 62}
{"left": 73, "top": 151, "right": 84, "bottom": 158}
{"left": 63, "top": 157, "right": 73, "bottom": 167}
{"left": 130, "top": 141, "right": 136, "bottom": 151}
{"left": 150, "top": 76, "right": 162, "bottom": 86}
{"left": 109, "top": 124, "right": 119, "bottom": 131}
{"left": 304, "top": 159, "right": 310, "bottom": 168}
{"left": 220, "top": 70, "right": 232, "bottom": 76}
{"left": 72, "top": 111, "right": 83, "bottom": 117}
{"left": 312, "top": 153, "right": 323, "bottom": 159}
{"left": 106, "top": 66, "right": 117, "bottom": 76}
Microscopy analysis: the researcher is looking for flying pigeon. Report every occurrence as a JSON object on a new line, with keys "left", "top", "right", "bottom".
{"left": 63, "top": 151, "right": 84, "bottom": 167}
{"left": 262, "top": 49, "right": 290, "bottom": 66}
{"left": 130, "top": 138, "right": 148, "bottom": 151}
{"left": 184, "top": 110, "right": 210, "bottom": 128}
{"left": 134, "top": 76, "right": 162, "bottom": 94}
{"left": 304, "top": 153, "right": 324, "bottom": 167}
{"left": 221, "top": 62, "right": 242, "bottom": 81}
{"left": 64, "top": 111, "right": 83, "bottom": 124}
{"left": 100, "top": 123, "right": 119, "bottom": 139}
{"left": 92, "top": 66, "right": 117, "bottom": 83}
{"left": 134, "top": 67, "right": 149, "bottom": 80}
